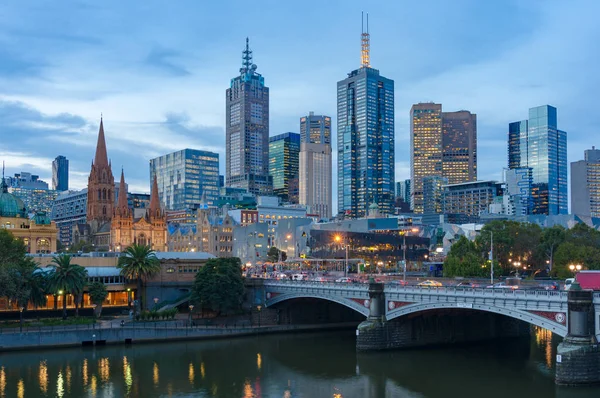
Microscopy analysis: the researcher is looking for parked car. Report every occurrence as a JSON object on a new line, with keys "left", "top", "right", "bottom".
{"left": 388, "top": 280, "right": 408, "bottom": 286}
{"left": 314, "top": 276, "right": 327, "bottom": 282}
{"left": 335, "top": 277, "right": 353, "bottom": 283}
{"left": 417, "top": 280, "right": 443, "bottom": 287}
{"left": 456, "top": 281, "right": 478, "bottom": 288}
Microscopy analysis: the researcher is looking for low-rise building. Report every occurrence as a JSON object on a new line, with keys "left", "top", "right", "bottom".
{"left": 167, "top": 208, "right": 234, "bottom": 257}
{"left": 233, "top": 222, "right": 269, "bottom": 266}
{"left": 443, "top": 180, "right": 504, "bottom": 223}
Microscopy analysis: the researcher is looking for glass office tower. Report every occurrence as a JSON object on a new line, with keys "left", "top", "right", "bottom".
{"left": 150, "top": 149, "right": 219, "bottom": 210}
{"left": 507, "top": 105, "right": 567, "bottom": 215}
{"left": 300, "top": 112, "right": 331, "bottom": 145}
{"left": 337, "top": 19, "right": 395, "bottom": 218}
{"left": 226, "top": 38, "right": 272, "bottom": 195}
{"left": 52, "top": 155, "right": 69, "bottom": 191}
{"left": 269, "top": 132, "right": 300, "bottom": 203}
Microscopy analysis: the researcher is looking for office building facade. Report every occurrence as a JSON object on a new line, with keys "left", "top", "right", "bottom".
{"left": 423, "top": 176, "right": 448, "bottom": 214}
{"left": 300, "top": 112, "right": 331, "bottom": 144}
{"left": 443, "top": 180, "right": 504, "bottom": 222}
{"left": 269, "top": 132, "right": 300, "bottom": 203}
{"left": 396, "top": 179, "right": 411, "bottom": 204}
{"left": 51, "top": 189, "right": 88, "bottom": 246}
{"left": 337, "top": 21, "right": 395, "bottom": 218}
{"left": 52, "top": 155, "right": 69, "bottom": 191}
{"left": 150, "top": 149, "right": 219, "bottom": 211}
{"left": 410, "top": 104, "right": 477, "bottom": 213}
{"left": 508, "top": 105, "right": 567, "bottom": 215}
{"left": 226, "top": 38, "right": 272, "bottom": 195}
{"left": 571, "top": 146, "right": 600, "bottom": 218}
{"left": 299, "top": 142, "right": 332, "bottom": 219}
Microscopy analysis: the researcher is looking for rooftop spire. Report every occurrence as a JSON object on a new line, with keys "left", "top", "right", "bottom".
{"left": 149, "top": 174, "right": 160, "bottom": 215}
{"left": 239, "top": 37, "right": 258, "bottom": 77}
{"left": 361, "top": 12, "right": 371, "bottom": 68}
{"left": 1, "top": 161, "right": 7, "bottom": 193}
{"left": 93, "top": 117, "right": 109, "bottom": 167}
{"left": 117, "top": 168, "right": 128, "bottom": 210}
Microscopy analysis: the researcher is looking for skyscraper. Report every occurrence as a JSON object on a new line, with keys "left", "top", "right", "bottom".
{"left": 300, "top": 112, "right": 331, "bottom": 144}
{"left": 508, "top": 105, "right": 567, "bottom": 215}
{"left": 337, "top": 14, "right": 395, "bottom": 218}
{"left": 423, "top": 176, "right": 448, "bottom": 214}
{"left": 442, "top": 111, "right": 477, "bottom": 184}
{"left": 299, "top": 142, "right": 332, "bottom": 219}
{"left": 410, "top": 103, "right": 442, "bottom": 213}
{"left": 269, "top": 132, "right": 300, "bottom": 203}
{"left": 396, "top": 179, "right": 411, "bottom": 204}
{"left": 410, "top": 104, "right": 477, "bottom": 213}
{"left": 150, "top": 149, "right": 219, "bottom": 211}
{"left": 52, "top": 155, "right": 69, "bottom": 191}
{"left": 571, "top": 146, "right": 600, "bottom": 218}
{"left": 226, "top": 38, "right": 272, "bottom": 196}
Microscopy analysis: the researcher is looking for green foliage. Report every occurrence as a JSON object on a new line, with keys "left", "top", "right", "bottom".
{"left": 117, "top": 244, "right": 161, "bottom": 311}
{"left": 88, "top": 282, "right": 108, "bottom": 304}
{"left": 47, "top": 254, "right": 88, "bottom": 318}
{"left": 267, "top": 246, "right": 286, "bottom": 262}
{"left": 552, "top": 224, "right": 600, "bottom": 278}
{"left": 191, "top": 257, "right": 245, "bottom": 315}
{"left": 443, "top": 236, "right": 487, "bottom": 277}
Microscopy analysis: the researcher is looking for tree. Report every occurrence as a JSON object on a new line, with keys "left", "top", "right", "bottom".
{"left": 443, "top": 236, "right": 487, "bottom": 278}
{"left": 539, "top": 225, "right": 566, "bottom": 271}
{"left": 267, "top": 247, "right": 286, "bottom": 263}
{"left": 117, "top": 244, "right": 161, "bottom": 312}
{"left": 191, "top": 257, "right": 244, "bottom": 316}
{"left": 48, "top": 254, "right": 88, "bottom": 319}
{"left": 88, "top": 282, "right": 108, "bottom": 317}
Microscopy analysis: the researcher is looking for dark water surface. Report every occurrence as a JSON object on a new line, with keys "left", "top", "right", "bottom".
{"left": 0, "top": 328, "right": 599, "bottom": 398}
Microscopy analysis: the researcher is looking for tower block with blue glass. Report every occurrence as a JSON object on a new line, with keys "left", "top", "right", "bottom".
{"left": 337, "top": 14, "right": 395, "bottom": 218}
{"left": 508, "top": 105, "right": 567, "bottom": 215}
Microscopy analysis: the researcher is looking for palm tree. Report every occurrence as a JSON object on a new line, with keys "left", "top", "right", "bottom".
{"left": 117, "top": 244, "right": 161, "bottom": 312}
{"left": 48, "top": 254, "right": 88, "bottom": 319}
{"left": 88, "top": 282, "right": 108, "bottom": 318}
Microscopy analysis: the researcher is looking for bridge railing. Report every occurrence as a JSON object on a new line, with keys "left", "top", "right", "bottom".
{"left": 384, "top": 285, "right": 568, "bottom": 301}
{"left": 263, "top": 280, "right": 369, "bottom": 292}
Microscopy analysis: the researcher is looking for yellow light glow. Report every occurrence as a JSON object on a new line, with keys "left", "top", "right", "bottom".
{"left": 257, "top": 353, "right": 262, "bottom": 370}
{"left": 98, "top": 358, "right": 110, "bottom": 382}
{"left": 17, "top": 379, "right": 24, "bottom": 398}
{"left": 243, "top": 379, "right": 254, "bottom": 398}
{"left": 153, "top": 362, "right": 159, "bottom": 386}
{"left": 56, "top": 371, "right": 64, "bottom": 398}
{"left": 39, "top": 360, "right": 48, "bottom": 394}
{"left": 188, "top": 363, "right": 195, "bottom": 384}
{"left": 65, "top": 365, "right": 71, "bottom": 392}
{"left": 0, "top": 367, "right": 5, "bottom": 398}
{"left": 90, "top": 375, "right": 97, "bottom": 397}
{"left": 82, "top": 359, "right": 88, "bottom": 386}
{"left": 200, "top": 362, "right": 206, "bottom": 379}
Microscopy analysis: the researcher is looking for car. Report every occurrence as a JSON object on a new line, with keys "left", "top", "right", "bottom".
{"left": 335, "top": 277, "right": 353, "bottom": 283}
{"left": 314, "top": 276, "right": 327, "bottom": 282}
{"left": 456, "top": 281, "right": 478, "bottom": 288}
{"left": 486, "top": 282, "right": 518, "bottom": 290}
{"left": 417, "top": 280, "right": 443, "bottom": 287}
{"left": 388, "top": 280, "right": 408, "bottom": 286}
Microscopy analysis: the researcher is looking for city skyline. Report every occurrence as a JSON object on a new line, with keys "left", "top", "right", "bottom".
{"left": 0, "top": 1, "right": 598, "bottom": 216}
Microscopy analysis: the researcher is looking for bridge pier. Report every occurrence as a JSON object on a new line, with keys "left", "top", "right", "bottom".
{"left": 556, "top": 288, "right": 600, "bottom": 386}
{"left": 356, "top": 283, "right": 389, "bottom": 351}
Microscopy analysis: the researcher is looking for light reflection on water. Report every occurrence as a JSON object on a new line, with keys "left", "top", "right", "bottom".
{"left": 0, "top": 329, "right": 599, "bottom": 397}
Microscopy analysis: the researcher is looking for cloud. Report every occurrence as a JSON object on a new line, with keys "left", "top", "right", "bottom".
{"left": 144, "top": 47, "right": 191, "bottom": 77}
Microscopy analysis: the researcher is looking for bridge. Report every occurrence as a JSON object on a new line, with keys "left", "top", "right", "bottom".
{"left": 261, "top": 280, "right": 600, "bottom": 386}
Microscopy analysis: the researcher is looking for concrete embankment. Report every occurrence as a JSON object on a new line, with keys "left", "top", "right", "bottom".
{"left": 0, "top": 322, "right": 358, "bottom": 352}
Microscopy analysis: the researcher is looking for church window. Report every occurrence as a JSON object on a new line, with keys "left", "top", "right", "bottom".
{"left": 98, "top": 189, "right": 102, "bottom": 200}
{"left": 103, "top": 206, "right": 106, "bottom": 215}
{"left": 103, "top": 189, "right": 107, "bottom": 200}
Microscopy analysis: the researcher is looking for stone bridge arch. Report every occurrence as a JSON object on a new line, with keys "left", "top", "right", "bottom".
{"left": 386, "top": 302, "right": 568, "bottom": 337}
{"left": 266, "top": 292, "right": 370, "bottom": 317}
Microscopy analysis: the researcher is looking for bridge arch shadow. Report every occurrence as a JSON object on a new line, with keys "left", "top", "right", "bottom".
{"left": 267, "top": 294, "right": 367, "bottom": 324}
{"left": 386, "top": 302, "right": 567, "bottom": 337}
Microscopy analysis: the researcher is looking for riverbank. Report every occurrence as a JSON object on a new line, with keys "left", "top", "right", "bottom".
{"left": 0, "top": 322, "right": 359, "bottom": 353}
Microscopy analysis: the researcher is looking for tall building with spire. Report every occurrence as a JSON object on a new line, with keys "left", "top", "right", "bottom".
{"left": 337, "top": 13, "right": 395, "bottom": 218}
{"left": 86, "top": 118, "right": 115, "bottom": 224}
{"left": 74, "top": 118, "right": 167, "bottom": 251}
{"left": 226, "top": 38, "right": 272, "bottom": 195}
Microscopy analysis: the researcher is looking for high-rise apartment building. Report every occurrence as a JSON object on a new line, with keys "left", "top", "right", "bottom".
{"left": 410, "top": 103, "right": 477, "bottom": 213}
{"left": 396, "top": 179, "right": 411, "bottom": 204}
{"left": 443, "top": 180, "right": 504, "bottom": 223}
{"left": 226, "top": 38, "right": 272, "bottom": 196}
{"left": 337, "top": 15, "right": 395, "bottom": 218}
{"left": 299, "top": 142, "right": 332, "bottom": 219}
{"left": 150, "top": 149, "right": 219, "bottom": 211}
{"left": 52, "top": 155, "right": 69, "bottom": 191}
{"left": 571, "top": 146, "right": 600, "bottom": 218}
{"left": 508, "top": 105, "right": 567, "bottom": 215}
{"left": 300, "top": 112, "right": 331, "bottom": 144}
{"left": 269, "top": 132, "right": 300, "bottom": 203}
{"left": 442, "top": 111, "right": 477, "bottom": 184}
{"left": 423, "top": 176, "right": 448, "bottom": 214}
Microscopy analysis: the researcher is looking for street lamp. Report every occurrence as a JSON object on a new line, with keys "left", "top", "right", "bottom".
{"left": 569, "top": 264, "right": 582, "bottom": 274}
{"left": 257, "top": 305, "right": 262, "bottom": 327}
{"left": 401, "top": 228, "right": 419, "bottom": 282}
{"left": 188, "top": 304, "right": 194, "bottom": 325}
{"left": 153, "top": 297, "right": 159, "bottom": 310}
{"left": 91, "top": 303, "right": 97, "bottom": 318}
{"left": 19, "top": 306, "right": 24, "bottom": 333}
{"left": 334, "top": 235, "right": 349, "bottom": 277}
{"left": 127, "top": 288, "right": 131, "bottom": 308}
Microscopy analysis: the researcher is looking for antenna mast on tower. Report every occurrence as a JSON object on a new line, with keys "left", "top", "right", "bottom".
{"left": 361, "top": 12, "right": 371, "bottom": 68}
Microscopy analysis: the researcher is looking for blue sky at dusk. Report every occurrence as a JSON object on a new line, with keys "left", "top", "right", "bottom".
{"left": 0, "top": 0, "right": 598, "bottom": 211}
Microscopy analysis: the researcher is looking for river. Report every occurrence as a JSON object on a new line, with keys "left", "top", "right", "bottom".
{"left": 0, "top": 327, "right": 599, "bottom": 398}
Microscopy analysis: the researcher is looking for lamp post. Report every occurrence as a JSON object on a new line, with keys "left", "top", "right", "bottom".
{"left": 402, "top": 228, "right": 419, "bottom": 282}
{"left": 569, "top": 264, "right": 582, "bottom": 275}
{"left": 19, "top": 306, "right": 24, "bottom": 333}
{"left": 257, "top": 305, "right": 262, "bottom": 328}
{"left": 127, "top": 288, "right": 131, "bottom": 308}
{"left": 334, "top": 235, "right": 349, "bottom": 277}
{"left": 91, "top": 303, "right": 97, "bottom": 318}
{"left": 153, "top": 297, "right": 159, "bottom": 310}
{"left": 188, "top": 304, "right": 194, "bottom": 326}
{"left": 489, "top": 231, "right": 494, "bottom": 285}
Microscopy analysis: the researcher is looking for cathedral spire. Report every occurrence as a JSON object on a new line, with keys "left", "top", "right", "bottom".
{"left": 117, "top": 168, "right": 128, "bottom": 211}
{"left": 94, "top": 117, "right": 109, "bottom": 167}
{"left": 149, "top": 174, "right": 160, "bottom": 216}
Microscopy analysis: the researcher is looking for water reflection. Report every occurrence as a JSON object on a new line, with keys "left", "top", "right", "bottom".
{"left": 1, "top": 330, "right": 599, "bottom": 397}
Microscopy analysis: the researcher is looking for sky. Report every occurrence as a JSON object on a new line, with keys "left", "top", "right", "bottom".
{"left": 0, "top": 0, "right": 598, "bottom": 213}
